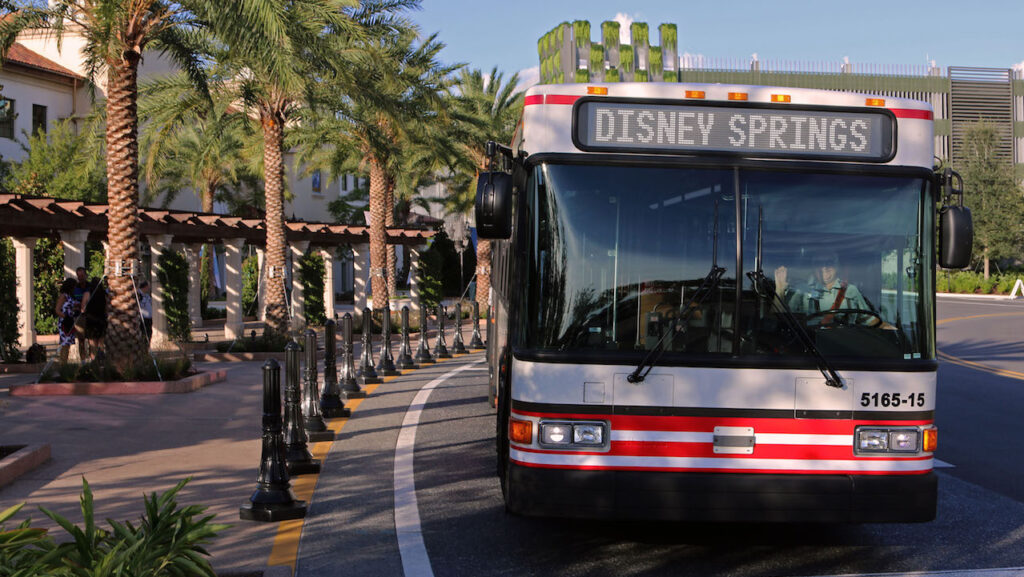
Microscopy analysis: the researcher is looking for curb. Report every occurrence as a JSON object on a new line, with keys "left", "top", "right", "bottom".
{"left": 8, "top": 369, "right": 228, "bottom": 396}
{"left": 937, "top": 292, "right": 1020, "bottom": 301}
{"left": 0, "top": 444, "right": 51, "bottom": 489}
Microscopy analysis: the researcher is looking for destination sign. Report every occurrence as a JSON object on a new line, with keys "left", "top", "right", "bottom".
{"left": 575, "top": 100, "right": 894, "bottom": 161}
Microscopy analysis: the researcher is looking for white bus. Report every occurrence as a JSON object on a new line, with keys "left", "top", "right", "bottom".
{"left": 476, "top": 82, "right": 972, "bottom": 522}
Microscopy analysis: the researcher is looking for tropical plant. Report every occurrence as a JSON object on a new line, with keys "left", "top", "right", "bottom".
{"left": 0, "top": 0, "right": 295, "bottom": 371}
{"left": 298, "top": 20, "right": 454, "bottom": 311}
{"left": 443, "top": 67, "right": 523, "bottom": 310}
{"left": 0, "top": 239, "right": 21, "bottom": 362}
{"left": 9, "top": 116, "right": 107, "bottom": 201}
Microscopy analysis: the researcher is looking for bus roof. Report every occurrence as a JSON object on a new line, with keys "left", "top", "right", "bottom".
{"left": 516, "top": 82, "right": 934, "bottom": 169}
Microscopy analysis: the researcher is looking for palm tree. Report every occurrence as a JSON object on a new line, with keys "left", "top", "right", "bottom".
{"left": 141, "top": 70, "right": 260, "bottom": 299}
{"left": 0, "top": 0, "right": 294, "bottom": 369}
{"left": 219, "top": 0, "right": 384, "bottom": 337}
{"left": 447, "top": 67, "right": 524, "bottom": 311}
{"left": 300, "top": 26, "right": 455, "bottom": 311}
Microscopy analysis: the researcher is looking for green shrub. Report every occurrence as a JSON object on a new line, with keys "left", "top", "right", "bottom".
{"left": 242, "top": 254, "right": 258, "bottom": 317}
{"left": 300, "top": 252, "right": 326, "bottom": 326}
{"left": 157, "top": 250, "right": 191, "bottom": 343}
{"left": 215, "top": 332, "right": 290, "bottom": 353}
{"left": 32, "top": 238, "right": 63, "bottom": 336}
{"left": 0, "top": 478, "right": 226, "bottom": 576}
{"left": 0, "top": 238, "right": 21, "bottom": 362}
{"left": 40, "top": 355, "right": 192, "bottom": 383}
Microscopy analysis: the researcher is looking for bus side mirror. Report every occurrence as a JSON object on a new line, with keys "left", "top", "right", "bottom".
{"left": 939, "top": 205, "right": 972, "bottom": 269}
{"left": 475, "top": 172, "right": 513, "bottom": 239}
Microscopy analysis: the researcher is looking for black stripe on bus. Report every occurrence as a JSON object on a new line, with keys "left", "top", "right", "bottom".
{"left": 510, "top": 400, "right": 933, "bottom": 421}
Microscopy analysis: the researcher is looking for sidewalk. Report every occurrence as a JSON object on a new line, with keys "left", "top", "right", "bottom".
{"left": 0, "top": 360, "right": 284, "bottom": 576}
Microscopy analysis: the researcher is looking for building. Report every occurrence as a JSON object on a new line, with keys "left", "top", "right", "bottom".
{"left": 539, "top": 20, "right": 1024, "bottom": 175}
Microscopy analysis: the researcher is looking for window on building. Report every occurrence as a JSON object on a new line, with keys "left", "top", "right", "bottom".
{"left": 0, "top": 98, "right": 15, "bottom": 140}
{"left": 31, "top": 104, "right": 46, "bottom": 135}
{"left": 341, "top": 174, "right": 348, "bottom": 192}
{"left": 312, "top": 169, "right": 322, "bottom": 194}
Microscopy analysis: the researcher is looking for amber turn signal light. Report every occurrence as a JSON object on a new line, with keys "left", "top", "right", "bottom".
{"left": 510, "top": 418, "right": 533, "bottom": 444}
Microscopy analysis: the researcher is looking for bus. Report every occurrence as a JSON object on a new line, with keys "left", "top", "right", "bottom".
{"left": 476, "top": 82, "right": 972, "bottom": 523}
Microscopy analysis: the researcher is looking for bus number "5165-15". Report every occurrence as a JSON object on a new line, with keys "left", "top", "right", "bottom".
{"left": 860, "top": 392, "right": 926, "bottom": 408}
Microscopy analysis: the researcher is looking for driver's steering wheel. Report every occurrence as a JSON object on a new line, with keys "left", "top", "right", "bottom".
{"left": 805, "top": 308, "right": 886, "bottom": 328}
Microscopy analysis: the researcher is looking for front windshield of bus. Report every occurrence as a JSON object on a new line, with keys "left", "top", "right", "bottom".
{"left": 522, "top": 163, "right": 934, "bottom": 363}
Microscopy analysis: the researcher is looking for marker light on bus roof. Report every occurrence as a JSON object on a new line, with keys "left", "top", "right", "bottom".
{"left": 771, "top": 94, "right": 791, "bottom": 103}
{"left": 587, "top": 86, "right": 608, "bottom": 95}
{"left": 865, "top": 98, "right": 886, "bottom": 107}
{"left": 685, "top": 90, "right": 706, "bottom": 99}
{"left": 728, "top": 92, "right": 748, "bottom": 101}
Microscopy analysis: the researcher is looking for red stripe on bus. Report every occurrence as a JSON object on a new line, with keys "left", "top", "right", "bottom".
{"left": 511, "top": 411, "right": 932, "bottom": 434}
{"left": 512, "top": 443, "right": 932, "bottom": 461}
{"left": 545, "top": 94, "right": 580, "bottom": 105}
{"left": 510, "top": 459, "right": 931, "bottom": 476}
{"left": 890, "top": 108, "right": 933, "bottom": 120}
{"left": 523, "top": 95, "right": 544, "bottom": 106}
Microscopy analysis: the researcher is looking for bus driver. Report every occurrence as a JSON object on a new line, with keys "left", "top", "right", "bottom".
{"left": 773, "top": 252, "right": 893, "bottom": 329}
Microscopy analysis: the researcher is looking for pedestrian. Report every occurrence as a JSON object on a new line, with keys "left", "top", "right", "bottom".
{"left": 138, "top": 281, "right": 152, "bottom": 340}
{"left": 83, "top": 277, "right": 107, "bottom": 360}
{"left": 55, "top": 278, "right": 80, "bottom": 363}
{"left": 73, "top": 266, "right": 91, "bottom": 359}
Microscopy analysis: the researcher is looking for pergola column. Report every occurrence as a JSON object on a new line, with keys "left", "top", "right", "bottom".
{"left": 183, "top": 243, "right": 203, "bottom": 329}
{"left": 224, "top": 238, "right": 246, "bottom": 340}
{"left": 12, "top": 237, "right": 37, "bottom": 349}
{"left": 408, "top": 244, "right": 422, "bottom": 314}
{"left": 352, "top": 243, "right": 369, "bottom": 315}
{"left": 289, "top": 240, "right": 310, "bottom": 329}
{"left": 60, "top": 229, "right": 90, "bottom": 279}
{"left": 256, "top": 246, "right": 266, "bottom": 322}
{"left": 320, "top": 247, "right": 336, "bottom": 321}
{"left": 147, "top": 234, "right": 175, "bottom": 351}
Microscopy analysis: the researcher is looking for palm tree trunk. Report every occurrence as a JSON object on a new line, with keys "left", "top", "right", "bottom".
{"left": 201, "top": 185, "right": 216, "bottom": 308}
{"left": 368, "top": 156, "right": 389, "bottom": 311}
{"left": 384, "top": 174, "right": 396, "bottom": 299}
{"left": 475, "top": 239, "right": 491, "bottom": 311}
{"left": 262, "top": 109, "right": 289, "bottom": 337}
{"left": 104, "top": 58, "right": 145, "bottom": 370}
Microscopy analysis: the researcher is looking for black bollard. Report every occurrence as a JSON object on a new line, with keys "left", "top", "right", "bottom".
{"left": 357, "top": 307, "right": 382, "bottom": 385}
{"left": 240, "top": 359, "right": 307, "bottom": 522}
{"left": 283, "top": 340, "right": 321, "bottom": 475}
{"left": 339, "top": 313, "right": 366, "bottom": 398}
{"left": 303, "top": 329, "right": 333, "bottom": 442}
{"left": 320, "top": 320, "right": 351, "bottom": 417}
{"left": 452, "top": 300, "right": 469, "bottom": 354}
{"left": 433, "top": 304, "right": 452, "bottom": 359}
{"left": 414, "top": 304, "right": 435, "bottom": 365}
{"left": 376, "top": 308, "right": 400, "bottom": 376}
{"left": 396, "top": 306, "right": 417, "bottom": 369}
{"left": 469, "top": 300, "right": 485, "bottom": 349}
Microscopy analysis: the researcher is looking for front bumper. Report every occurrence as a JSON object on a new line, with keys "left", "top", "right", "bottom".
{"left": 507, "top": 463, "right": 936, "bottom": 523}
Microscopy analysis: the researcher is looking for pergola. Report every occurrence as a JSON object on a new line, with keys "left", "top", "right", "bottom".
{"left": 0, "top": 193, "right": 435, "bottom": 353}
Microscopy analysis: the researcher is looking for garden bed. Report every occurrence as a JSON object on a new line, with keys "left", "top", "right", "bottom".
{"left": 9, "top": 369, "right": 227, "bottom": 396}
{"left": 0, "top": 444, "right": 51, "bottom": 489}
{"left": 0, "top": 362, "right": 46, "bottom": 374}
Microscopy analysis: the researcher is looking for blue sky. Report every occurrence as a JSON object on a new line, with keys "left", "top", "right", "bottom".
{"left": 410, "top": 0, "right": 1024, "bottom": 87}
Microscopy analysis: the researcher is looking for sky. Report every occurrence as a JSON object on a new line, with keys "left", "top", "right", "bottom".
{"left": 409, "top": 0, "right": 1024, "bottom": 89}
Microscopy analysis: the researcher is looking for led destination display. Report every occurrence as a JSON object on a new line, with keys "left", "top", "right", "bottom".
{"left": 575, "top": 100, "right": 894, "bottom": 161}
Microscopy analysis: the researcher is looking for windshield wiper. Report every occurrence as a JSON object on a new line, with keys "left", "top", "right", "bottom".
{"left": 747, "top": 206, "right": 844, "bottom": 389}
{"left": 627, "top": 201, "right": 725, "bottom": 384}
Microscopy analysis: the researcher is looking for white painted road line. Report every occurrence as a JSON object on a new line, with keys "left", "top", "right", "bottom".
{"left": 394, "top": 360, "right": 483, "bottom": 577}
{"left": 804, "top": 567, "right": 1024, "bottom": 577}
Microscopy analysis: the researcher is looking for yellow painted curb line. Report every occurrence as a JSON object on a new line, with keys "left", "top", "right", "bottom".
{"left": 264, "top": 353, "right": 483, "bottom": 574}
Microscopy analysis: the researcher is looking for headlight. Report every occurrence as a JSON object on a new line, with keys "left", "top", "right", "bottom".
{"left": 539, "top": 421, "right": 607, "bottom": 449}
{"left": 540, "top": 423, "right": 572, "bottom": 445}
{"left": 889, "top": 430, "right": 919, "bottom": 452}
{"left": 857, "top": 429, "right": 889, "bottom": 452}
{"left": 573, "top": 424, "right": 604, "bottom": 446}
{"left": 855, "top": 427, "right": 924, "bottom": 454}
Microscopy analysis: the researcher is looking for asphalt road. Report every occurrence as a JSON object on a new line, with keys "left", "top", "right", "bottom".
{"left": 297, "top": 296, "right": 1024, "bottom": 577}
